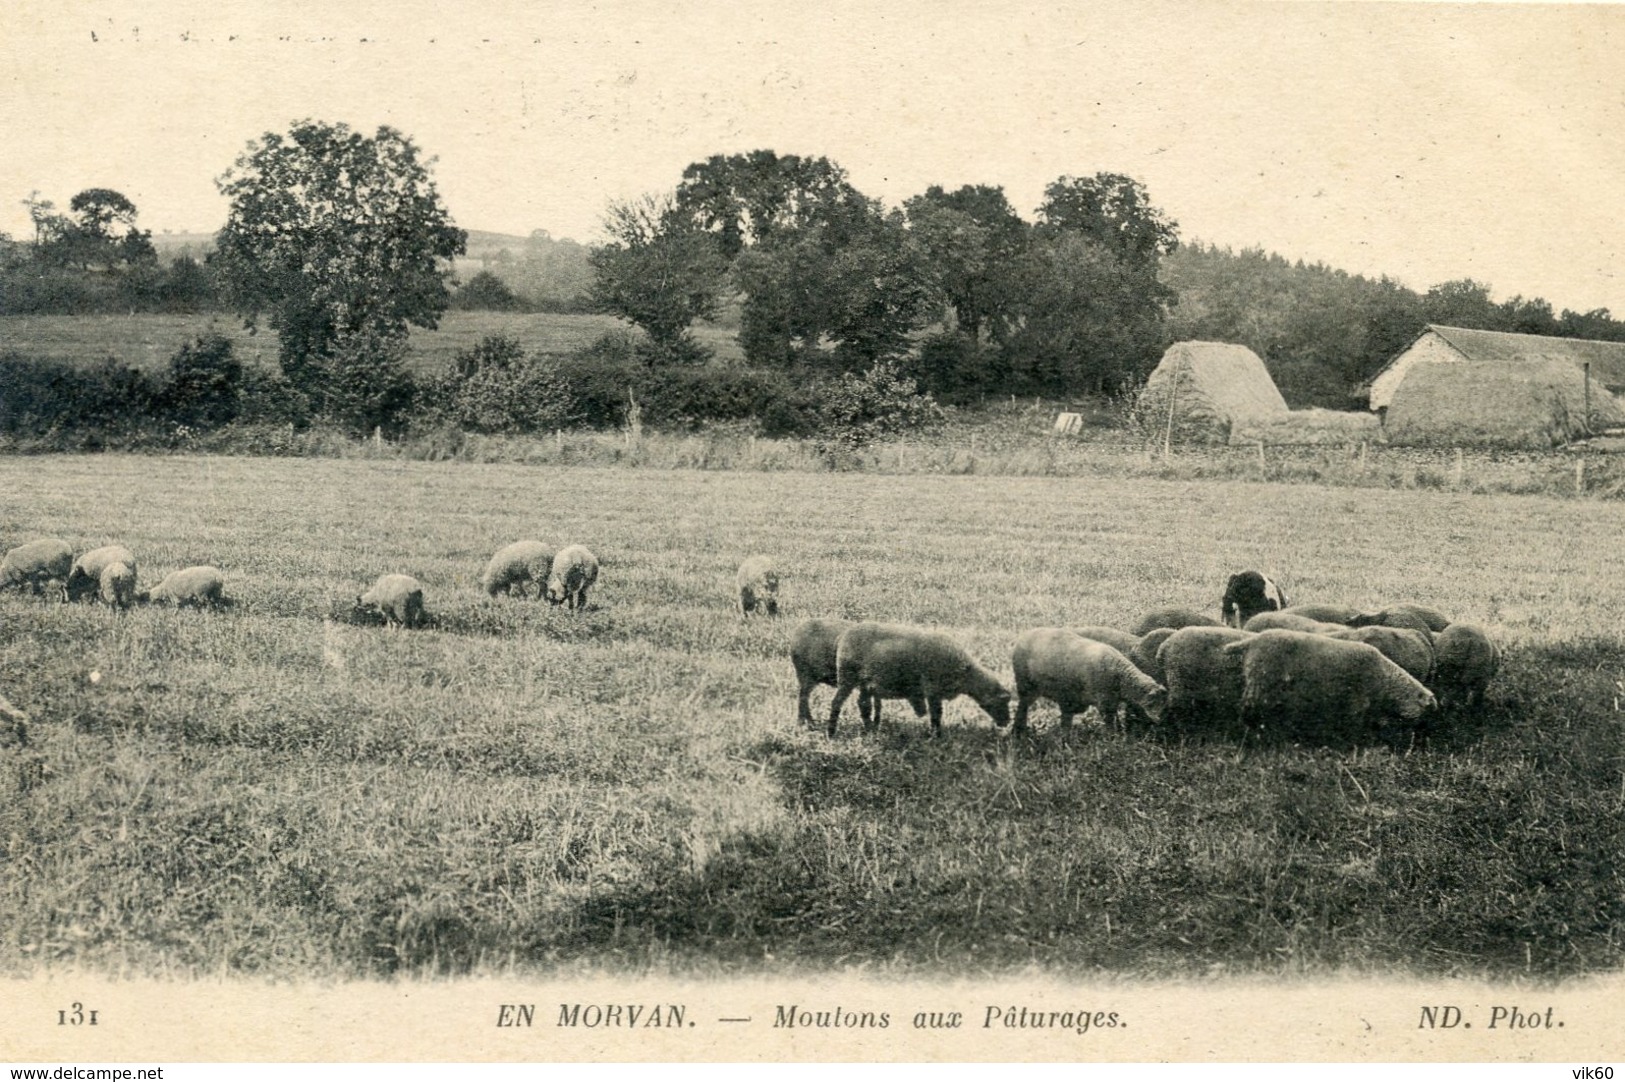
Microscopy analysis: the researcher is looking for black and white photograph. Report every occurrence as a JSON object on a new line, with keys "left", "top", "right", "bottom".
{"left": 0, "top": 0, "right": 1620, "bottom": 1068}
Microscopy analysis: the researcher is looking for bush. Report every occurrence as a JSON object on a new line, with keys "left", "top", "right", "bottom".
{"left": 160, "top": 334, "right": 243, "bottom": 427}
{"left": 0, "top": 354, "right": 160, "bottom": 436}
{"left": 818, "top": 361, "right": 943, "bottom": 449}
{"left": 316, "top": 331, "right": 418, "bottom": 436}
{"left": 905, "top": 332, "right": 1011, "bottom": 402}
{"left": 451, "top": 270, "right": 525, "bottom": 312}
{"left": 429, "top": 335, "right": 573, "bottom": 434}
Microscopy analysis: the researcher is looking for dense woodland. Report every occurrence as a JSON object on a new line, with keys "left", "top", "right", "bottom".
{"left": 7, "top": 138, "right": 1625, "bottom": 435}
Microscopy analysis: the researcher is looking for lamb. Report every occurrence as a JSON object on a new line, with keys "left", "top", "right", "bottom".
{"left": 0, "top": 538, "right": 73, "bottom": 597}
{"left": 1323, "top": 625, "right": 1435, "bottom": 685}
{"left": 1242, "top": 610, "right": 1348, "bottom": 634}
{"left": 481, "top": 540, "right": 553, "bottom": 599}
{"left": 546, "top": 544, "right": 599, "bottom": 611}
{"left": 1277, "top": 603, "right": 1363, "bottom": 626}
{"left": 98, "top": 562, "right": 137, "bottom": 609}
{"left": 1221, "top": 571, "right": 1288, "bottom": 628}
{"left": 1156, "top": 626, "right": 1254, "bottom": 735}
{"left": 1223, "top": 629, "right": 1437, "bottom": 741}
{"left": 142, "top": 565, "right": 227, "bottom": 608}
{"left": 789, "top": 617, "right": 871, "bottom": 725}
{"left": 357, "top": 573, "right": 426, "bottom": 628}
{"left": 1011, "top": 628, "right": 1166, "bottom": 732}
{"left": 1350, "top": 603, "right": 1452, "bottom": 634}
{"left": 65, "top": 545, "right": 137, "bottom": 603}
{"left": 1129, "top": 627, "right": 1178, "bottom": 684}
{"left": 828, "top": 622, "right": 1011, "bottom": 737}
{"left": 1130, "top": 607, "right": 1224, "bottom": 637}
{"left": 736, "top": 555, "right": 780, "bottom": 616}
{"left": 1431, "top": 623, "right": 1499, "bottom": 710}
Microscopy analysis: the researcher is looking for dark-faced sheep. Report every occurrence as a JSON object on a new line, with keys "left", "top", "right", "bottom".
{"left": 98, "top": 562, "right": 137, "bottom": 609}
{"left": 1156, "top": 626, "right": 1254, "bottom": 736}
{"left": 66, "top": 545, "right": 137, "bottom": 603}
{"left": 736, "top": 555, "right": 780, "bottom": 616}
{"left": 482, "top": 540, "right": 553, "bottom": 599}
{"left": 1011, "top": 628, "right": 1166, "bottom": 732}
{"left": 547, "top": 545, "right": 599, "bottom": 611}
{"left": 357, "top": 573, "right": 426, "bottom": 628}
{"left": 828, "top": 622, "right": 1011, "bottom": 737}
{"left": 1242, "top": 611, "right": 1348, "bottom": 634}
{"left": 789, "top": 617, "right": 873, "bottom": 726}
{"left": 1130, "top": 607, "right": 1224, "bottom": 637}
{"left": 1431, "top": 623, "right": 1499, "bottom": 710}
{"left": 1224, "top": 629, "right": 1437, "bottom": 741}
{"left": 1350, "top": 603, "right": 1452, "bottom": 634}
{"left": 0, "top": 539, "right": 73, "bottom": 597}
{"left": 1324, "top": 625, "right": 1435, "bottom": 685}
{"left": 1221, "top": 571, "right": 1288, "bottom": 628}
{"left": 143, "top": 566, "right": 227, "bottom": 608}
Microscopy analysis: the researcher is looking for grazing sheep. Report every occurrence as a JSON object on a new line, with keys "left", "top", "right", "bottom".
{"left": 789, "top": 617, "right": 873, "bottom": 726}
{"left": 1223, "top": 629, "right": 1437, "bottom": 740}
{"left": 65, "top": 545, "right": 137, "bottom": 603}
{"left": 481, "top": 540, "right": 553, "bottom": 599}
{"left": 1156, "top": 626, "right": 1254, "bottom": 735}
{"left": 98, "top": 562, "right": 137, "bottom": 609}
{"left": 1130, "top": 607, "right": 1224, "bottom": 637}
{"left": 1350, "top": 603, "right": 1452, "bottom": 634}
{"left": 1011, "top": 628, "right": 1166, "bottom": 732}
{"left": 143, "top": 565, "right": 227, "bottom": 608}
{"left": 0, "top": 538, "right": 73, "bottom": 597}
{"left": 1431, "top": 623, "right": 1500, "bottom": 710}
{"left": 1071, "top": 625, "right": 1142, "bottom": 657}
{"left": 1129, "top": 627, "right": 1178, "bottom": 684}
{"left": 829, "top": 622, "right": 1011, "bottom": 737}
{"left": 1278, "top": 603, "right": 1363, "bottom": 626}
{"left": 736, "top": 555, "right": 780, "bottom": 616}
{"left": 357, "top": 573, "right": 426, "bottom": 628}
{"left": 546, "top": 545, "right": 599, "bottom": 611}
{"left": 1324, "top": 625, "right": 1435, "bottom": 684}
{"left": 1221, "top": 571, "right": 1289, "bottom": 628}
{"left": 1242, "top": 611, "right": 1348, "bottom": 634}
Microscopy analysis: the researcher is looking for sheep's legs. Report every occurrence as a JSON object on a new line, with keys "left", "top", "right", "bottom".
{"left": 796, "top": 683, "right": 814, "bottom": 725}
{"left": 1013, "top": 694, "right": 1031, "bottom": 732}
{"left": 927, "top": 696, "right": 943, "bottom": 734}
{"left": 827, "top": 682, "right": 857, "bottom": 737}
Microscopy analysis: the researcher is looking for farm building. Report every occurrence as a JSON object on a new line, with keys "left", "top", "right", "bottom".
{"left": 1369, "top": 325, "right": 1625, "bottom": 449}
{"left": 1138, "top": 341, "right": 1289, "bottom": 445}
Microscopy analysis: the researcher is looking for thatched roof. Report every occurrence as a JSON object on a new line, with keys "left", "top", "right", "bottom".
{"left": 1370, "top": 325, "right": 1625, "bottom": 406}
{"left": 1231, "top": 408, "right": 1383, "bottom": 447}
{"left": 1139, "top": 341, "right": 1288, "bottom": 444}
{"left": 1384, "top": 352, "right": 1625, "bottom": 449}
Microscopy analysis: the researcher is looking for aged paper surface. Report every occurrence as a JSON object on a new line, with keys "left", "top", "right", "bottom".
{"left": 1, "top": 0, "right": 1621, "bottom": 1066}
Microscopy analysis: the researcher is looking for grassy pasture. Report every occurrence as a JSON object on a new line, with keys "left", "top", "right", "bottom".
{"left": 0, "top": 311, "right": 745, "bottom": 375}
{"left": 0, "top": 456, "right": 1619, "bottom": 980}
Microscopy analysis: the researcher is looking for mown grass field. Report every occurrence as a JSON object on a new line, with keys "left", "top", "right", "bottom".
{"left": 0, "top": 311, "right": 745, "bottom": 375}
{"left": 0, "top": 455, "right": 1620, "bottom": 980}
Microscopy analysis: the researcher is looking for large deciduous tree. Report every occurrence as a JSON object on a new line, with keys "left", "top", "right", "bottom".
{"left": 587, "top": 192, "right": 729, "bottom": 363}
{"left": 213, "top": 120, "right": 466, "bottom": 423}
{"left": 903, "top": 184, "right": 1029, "bottom": 343}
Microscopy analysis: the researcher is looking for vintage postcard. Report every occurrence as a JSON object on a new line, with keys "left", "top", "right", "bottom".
{"left": 0, "top": 0, "right": 1621, "bottom": 1068}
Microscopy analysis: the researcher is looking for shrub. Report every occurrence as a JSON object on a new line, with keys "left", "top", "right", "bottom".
{"left": 430, "top": 335, "right": 573, "bottom": 434}
{"left": 316, "top": 331, "right": 419, "bottom": 436}
{"left": 451, "top": 270, "right": 525, "bottom": 312}
{"left": 0, "top": 353, "right": 160, "bottom": 436}
{"left": 160, "top": 334, "right": 243, "bottom": 427}
{"left": 818, "top": 361, "right": 943, "bottom": 449}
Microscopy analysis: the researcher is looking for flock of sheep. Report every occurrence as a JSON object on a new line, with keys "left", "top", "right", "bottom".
{"left": 2, "top": 534, "right": 1498, "bottom": 748}
{"left": 789, "top": 571, "right": 1500, "bottom": 744}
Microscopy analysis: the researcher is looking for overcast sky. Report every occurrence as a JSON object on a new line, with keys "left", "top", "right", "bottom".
{"left": 5, "top": 0, "right": 1623, "bottom": 313}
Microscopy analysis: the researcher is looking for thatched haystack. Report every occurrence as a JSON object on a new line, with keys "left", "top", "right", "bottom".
{"left": 1384, "top": 354, "right": 1625, "bottom": 449}
{"left": 1231, "top": 408, "right": 1384, "bottom": 447}
{"left": 1137, "top": 341, "right": 1288, "bottom": 445}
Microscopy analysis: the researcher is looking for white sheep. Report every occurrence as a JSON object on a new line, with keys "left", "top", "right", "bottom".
{"left": 1431, "top": 623, "right": 1499, "bottom": 710}
{"left": 1011, "top": 627, "right": 1167, "bottom": 732}
{"left": 1278, "top": 603, "right": 1363, "bottom": 625}
{"left": 357, "top": 573, "right": 426, "bottom": 628}
{"left": 1070, "top": 625, "right": 1142, "bottom": 657}
{"left": 546, "top": 545, "right": 599, "bottom": 611}
{"left": 828, "top": 622, "right": 1011, "bottom": 737}
{"left": 0, "top": 538, "right": 73, "bottom": 597}
{"left": 789, "top": 617, "right": 870, "bottom": 725}
{"left": 481, "top": 540, "right": 554, "bottom": 599}
{"left": 1224, "top": 629, "right": 1437, "bottom": 740}
{"left": 142, "top": 566, "right": 228, "bottom": 608}
{"left": 1129, "top": 627, "right": 1178, "bottom": 684}
{"left": 736, "top": 555, "right": 780, "bottom": 616}
{"left": 1350, "top": 603, "right": 1452, "bottom": 635}
{"left": 1130, "top": 606, "right": 1224, "bottom": 637}
{"left": 65, "top": 545, "right": 137, "bottom": 603}
{"left": 1242, "top": 610, "right": 1348, "bottom": 634}
{"left": 1323, "top": 625, "right": 1435, "bottom": 685}
{"left": 98, "top": 562, "right": 137, "bottom": 609}
{"left": 1156, "top": 626, "right": 1255, "bottom": 735}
